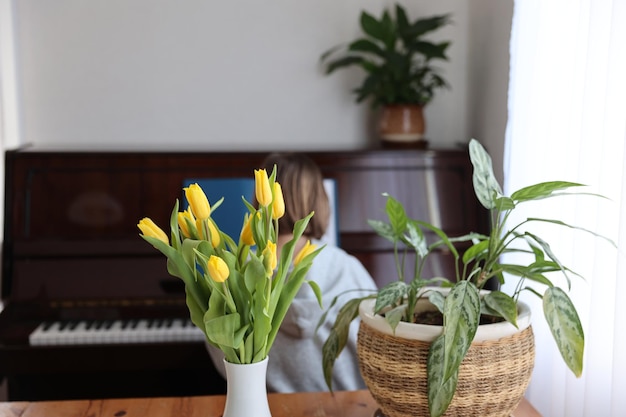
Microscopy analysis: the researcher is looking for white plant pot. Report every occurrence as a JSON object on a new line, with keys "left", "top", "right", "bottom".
{"left": 358, "top": 293, "right": 532, "bottom": 343}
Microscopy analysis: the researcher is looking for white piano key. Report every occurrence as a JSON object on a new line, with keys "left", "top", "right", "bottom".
{"left": 107, "top": 320, "right": 125, "bottom": 344}
{"left": 28, "top": 321, "right": 49, "bottom": 346}
{"left": 28, "top": 317, "right": 206, "bottom": 346}
{"left": 44, "top": 321, "right": 63, "bottom": 346}
{"left": 69, "top": 321, "right": 90, "bottom": 345}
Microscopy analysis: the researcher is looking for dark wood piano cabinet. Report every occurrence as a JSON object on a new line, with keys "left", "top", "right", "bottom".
{"left": 0, "top": 146, "right": 488, "bottom": 401}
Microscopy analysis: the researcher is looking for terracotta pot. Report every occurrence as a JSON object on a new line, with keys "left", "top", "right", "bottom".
{"left": 377, "top": 105, "right": 426, "bottom": 145}
{"left": 356, "top": 293, "right": 535, "bottom": 417}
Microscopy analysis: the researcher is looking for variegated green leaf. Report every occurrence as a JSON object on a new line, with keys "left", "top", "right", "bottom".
{"left": 322, "top": 331, "right": 340, "bottom": 391}
{"left": 462, "top": 239, "right": 488, "bottom": 264}
{"left": 499, "top": 264, "right": 554, "bottom": 287}
{"left": 494, "top": 195, "right": 515, "bottom": 210}
{"left": 367, "top": 219, "right": 395, "bottom": 242}
{"left": 526, "top": 218, "right": 617, "bottom": 248}
{"left": 483, "top": 291, "right": 518, "bottom": 327}
{"left": 544, "top": 287, "right": 584, "bottom": 377}
{"left": 523, "top": 232, "right": 570, "bottom": 288}
{"left": 427, "top": 291, "right": 445, "bottom": 314}
{"left": 322, "top": 297, "right": 364, "bottom": 391}
{"left": 414, "top": 219, "right": 459, "bottom": 258}
{"left": 404, "top": 220, "right": 428, "bottom": 257}
{"left": 468, "top": 138, "right": 502, "bottom": 209}
{"left": 511, "top": 181, "right": 585, "bottom": 202}
{"left": 442, "top": 281, "right": 480, "bottom": 382}
{"left": 385, "top": 194, "right": 408, "bottom": 237}
{"left": 375, "top": 281, "right": 408, "bottom": 313}
{"left": 428, "top": 334, "right": 459, "bottom": 417}
{"left": 384, "top": 304, "right": 407, "bottom": 331}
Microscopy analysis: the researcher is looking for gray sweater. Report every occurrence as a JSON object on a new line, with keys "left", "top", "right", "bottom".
{"left": 207, "top": 241, "right": 378, "bottom": 392}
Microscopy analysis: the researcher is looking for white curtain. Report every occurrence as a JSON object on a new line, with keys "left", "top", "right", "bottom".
{"left": 504, "top": 0, "right": 626, "bottom": 416}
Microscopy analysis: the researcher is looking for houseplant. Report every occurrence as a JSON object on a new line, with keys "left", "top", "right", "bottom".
{"left": 322, "top": 139, "right": 612, "bottom": 417}
{"left": 137, "top": 167, "right": 323, "bottom": 417}
{"left": 320, "top": 4, "right": 451, "bottom": 146}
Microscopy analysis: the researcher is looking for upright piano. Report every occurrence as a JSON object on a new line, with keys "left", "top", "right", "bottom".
{"left": 0, "top": 146, "right": 488, "bottom": 401}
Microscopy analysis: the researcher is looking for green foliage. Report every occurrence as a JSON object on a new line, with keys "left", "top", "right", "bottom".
{"left": 320, "top": 4, "right": 451, "bottom": 107}
{"left": 321, "top": 138, "right": 614, "bottom": 417}
{"left": 139, "top": 167, "right": 324, "bottom": 365}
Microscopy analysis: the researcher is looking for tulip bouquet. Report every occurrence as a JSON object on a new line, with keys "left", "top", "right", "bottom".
{"left": 137, "top": 167, "right": 323, "bottom": 364}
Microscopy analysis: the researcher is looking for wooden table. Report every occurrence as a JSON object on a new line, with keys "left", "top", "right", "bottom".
{"left": 0, "top": 389, "right": 541, "bottom": 417}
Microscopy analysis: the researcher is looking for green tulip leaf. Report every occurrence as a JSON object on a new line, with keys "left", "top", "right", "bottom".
{"left": 204, "top": 312, "right": 242, "bottom": 349}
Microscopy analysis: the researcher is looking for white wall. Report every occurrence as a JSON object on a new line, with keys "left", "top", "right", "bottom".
{"left": 468, "top": 0, "right": 513, "bottom": 183}
{"left": 9, "top": 0, "right": 475, "bottom": 151}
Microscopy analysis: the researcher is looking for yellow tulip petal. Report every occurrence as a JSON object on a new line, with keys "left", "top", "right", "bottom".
{"left": 271, "top": 182, "right": 285, "bottom": 219}
{"left": 207, "top": 255, "right": 229, "bottom": 283}
{"left": 184, "top": 183, "right": 211, "bottom": 219}
{"left": 177, "top": 208, "right": 195, "bottom": 238}
{"left": 207, "top": 219, "right": 221, "bottom": 248}
{"left": 254, "top": 169, "right": 272, "bottom": 207}
{"left": 294, "top": 240, "right": 317, "bottom": 266}
{"left": 263, "top": 240, "right": 278, "bottom": 274}
{"left": 137, "top": 218, "right": 169, "bottom": 245}
{"left": 240, "top": 213, "right": 255, "bottom": 246}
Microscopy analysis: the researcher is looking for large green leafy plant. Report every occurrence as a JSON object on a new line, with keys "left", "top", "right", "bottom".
{"left": 322, "top": 138, "right": 612, "bottom": 417}
{"left": 320, "top": 4, "right": 451, "bottom": 107}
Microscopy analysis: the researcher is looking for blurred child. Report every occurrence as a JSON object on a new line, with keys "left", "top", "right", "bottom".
{"left": 207, "top": 152, "right": 377, "bottom": 392}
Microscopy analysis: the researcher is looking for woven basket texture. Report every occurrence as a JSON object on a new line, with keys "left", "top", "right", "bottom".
{"left": 357, "top": 321, "right": 535, "bottom": 417}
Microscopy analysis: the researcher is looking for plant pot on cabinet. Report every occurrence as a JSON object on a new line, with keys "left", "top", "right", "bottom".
{"left": 377, "top": 104, "right": 428, "bottom": 148}
{"left": 356, "top": 295, "right": 535, "bottom": 417}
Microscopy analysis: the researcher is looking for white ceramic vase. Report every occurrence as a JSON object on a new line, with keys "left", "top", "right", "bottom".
{"left": 222, "top": 356, "right": 272, "bottom": 417}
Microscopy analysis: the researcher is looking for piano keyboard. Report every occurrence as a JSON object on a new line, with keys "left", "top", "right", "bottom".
{"left": 28, "top": 318, "right": 206, "bottom": 346}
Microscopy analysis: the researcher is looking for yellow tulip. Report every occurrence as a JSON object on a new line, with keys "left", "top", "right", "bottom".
{"left": 137, "top": 218, "right": 169, "bottom": 245}
{"left": 254, "top": 169, "right": 272, "bottom": 207}
{"left": 196, "top": 218, "right": 221, "bottom": 247}
{"left": 207, "top": 255, "right": 229, "bottom": 283}
{"left": 271, "top": 182, "right": 285, "bottom": 219}
{"left": 207, "top": 220, "right": 221, "bottom": 247}
{"left": 263, "top": 240, "right": 278, "bottom": 274}
{"left": 177, "top": 208, "right": 195, "bottom": 238}
{"left": 240, "top": 213, "right": 256, "bottom": 246}
{"left": 294, "top": 240, "right": 317, "bottom": 266}
{"left": 184, "top": 183, "right": 211, "bottom": 219}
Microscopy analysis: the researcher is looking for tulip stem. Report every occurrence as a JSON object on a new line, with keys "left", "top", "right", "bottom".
{"left": 222, "top": 282, "right": 237, "bottom": 313}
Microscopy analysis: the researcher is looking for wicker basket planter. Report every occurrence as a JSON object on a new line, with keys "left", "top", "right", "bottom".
{"left": 356, "top": 296, "right": 535, "bottom": 417}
